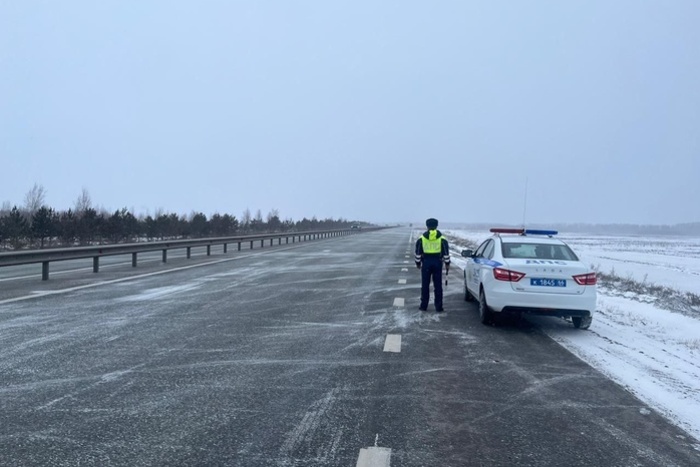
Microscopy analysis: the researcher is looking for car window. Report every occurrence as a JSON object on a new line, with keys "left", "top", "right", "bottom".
{"left": 474, "top": 240, "right": 489, "bottom": 258}
{"left": 501, "top": 242, "right": 579, "bottom": 261}
{"left": 484, "top": 240, "right": 495, "bottom": 259}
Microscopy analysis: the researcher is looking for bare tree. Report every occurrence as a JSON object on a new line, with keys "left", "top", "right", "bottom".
{"left": 267, "top": 209, "right": 282, "bottom": 232}
{"left": 241, "top": 208, "right": 251, "bottom": 231}
{"left": 74, "top": 187, "right": 92, "bottom": 213}
{"left": 24, "top": 183, "right": 47, "bottom": 215}
{"left": 266, "top": 209, "right": 280, "bottom": 223}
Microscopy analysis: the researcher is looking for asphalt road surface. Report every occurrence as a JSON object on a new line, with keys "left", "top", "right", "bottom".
{"left": 1, "top": 228, "right": 699, "bottom": 466}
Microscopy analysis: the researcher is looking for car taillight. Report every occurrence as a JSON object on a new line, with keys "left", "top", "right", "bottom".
{"left": 573, "top": 272, "right": 597, "bottom": 285}
{"left": 493, "top": 268, "right": 525, "bottom": 282}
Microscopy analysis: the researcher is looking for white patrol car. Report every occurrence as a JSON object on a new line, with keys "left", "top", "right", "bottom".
{"left": 461, "top": 228, "right": 596, "bottom": 329}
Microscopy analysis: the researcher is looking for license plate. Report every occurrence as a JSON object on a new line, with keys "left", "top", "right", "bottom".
{"left": 530, "top": 278, "right": 566, "bottom": 287}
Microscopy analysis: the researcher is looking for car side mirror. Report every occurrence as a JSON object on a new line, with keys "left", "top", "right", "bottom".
{"left": 461, "top": 249, "right": 473, "bottom": 258}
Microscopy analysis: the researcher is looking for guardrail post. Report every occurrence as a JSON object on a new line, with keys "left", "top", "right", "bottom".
{"left": 250, "top": 241, "right": 254, "bottom": 250}
{"left": 187, "top": 247, "right": 191, "bottom": 259}
{"left": 42, "top": 261, "right": 49, "bottom": 281}
{"left": 286, "top": 237, "right": 289, "bottom": 244}
{"left": 93, "top": 256, "right": 99, "bottom": 273}
{"left": 132, "top": 253, "right": 137, "bottom": 267}
{"left": 207, "top": 245, "right": 211, "bottom": 256}
{"left": 224, "top": 243, "right": 228, "bottom": 253}
{"left": 278, "top": 238, "right": 281, "bottom": 245}
{"left": 238, "top": 242, "right": 242, "bottom": 251}
{"left": 260, "top": 240, "right": 264, "bottom": 248}
{"left": 162, "top": 249, "right": 167, "bottom": 263}
{"left": 270, "top": 239, "right": 273, "bottom": 246}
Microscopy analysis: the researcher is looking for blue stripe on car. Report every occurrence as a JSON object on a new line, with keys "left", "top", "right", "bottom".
{"left": 473, "top": 258, "right": 502, "bottom": 268}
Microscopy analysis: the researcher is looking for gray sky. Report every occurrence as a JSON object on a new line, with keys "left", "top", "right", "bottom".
{"left": 2, "top": 1, "right": 699, "bottom": 225}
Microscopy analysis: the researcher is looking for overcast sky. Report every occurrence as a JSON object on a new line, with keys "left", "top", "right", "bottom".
{"left": 1, "top": 1, "right": 698, "bottom": 226}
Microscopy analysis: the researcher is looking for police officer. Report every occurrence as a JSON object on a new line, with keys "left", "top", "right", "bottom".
{"left": 415, "top": 218, "right": 450, "bottom": 312}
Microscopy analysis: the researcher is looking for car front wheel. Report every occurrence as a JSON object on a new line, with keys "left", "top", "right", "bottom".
{"left": 479, "top": 289, "right": 492, "bottom": 325}
{"left": 464, "top": 283, "right": 474, "bottom": 302}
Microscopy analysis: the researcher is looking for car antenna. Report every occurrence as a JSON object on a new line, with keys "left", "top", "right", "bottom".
{"left": 521, "top": 176, "right": 528, "bottom": 229}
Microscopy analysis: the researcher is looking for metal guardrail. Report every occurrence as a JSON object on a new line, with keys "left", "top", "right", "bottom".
{"left": 0, "top": 227, "right": 379, "bottom": 280}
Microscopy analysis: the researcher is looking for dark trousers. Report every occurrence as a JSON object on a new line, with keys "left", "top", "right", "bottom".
{"left": 420, "top": 258, "right": 443, "bottom": 309}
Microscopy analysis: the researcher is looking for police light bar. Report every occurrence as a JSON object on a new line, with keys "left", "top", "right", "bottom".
{"left": 524, "top": 229, "right": 558, "bottom": 236}
{"left": 489, "top": 228, "right": 525, "bottom": 234}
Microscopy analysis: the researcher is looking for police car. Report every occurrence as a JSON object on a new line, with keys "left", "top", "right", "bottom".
{"left": 461, "top": 229, "right": 596, "bottom": 329}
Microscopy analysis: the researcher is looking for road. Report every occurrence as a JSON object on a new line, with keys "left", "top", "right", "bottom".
{"left": 1, "top": 228, "right": 698, "bottom": 466}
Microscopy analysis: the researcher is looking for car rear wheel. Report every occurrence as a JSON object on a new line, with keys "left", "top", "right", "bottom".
{"left": 572, "top": 316, "right": 592, "bottom": 330}
{"left": 478, "top": 289, "right": 492, "bottom": 325}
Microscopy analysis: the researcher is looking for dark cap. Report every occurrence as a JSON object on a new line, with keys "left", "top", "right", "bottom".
{"left": 426, "top": 218, "right": 438, "bottom": 229}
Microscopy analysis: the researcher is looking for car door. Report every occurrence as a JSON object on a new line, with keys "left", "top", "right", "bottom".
{"left": 468, "top": 239, "right": 491, "bottom": 295}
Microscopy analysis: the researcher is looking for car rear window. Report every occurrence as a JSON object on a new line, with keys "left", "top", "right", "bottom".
{"left": 501, "top": 242, "right": 579, "bottom": 261}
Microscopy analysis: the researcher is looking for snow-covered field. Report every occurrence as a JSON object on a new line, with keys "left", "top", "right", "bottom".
{"left": 445, "top": 229, "right": 700, "bottom": 443}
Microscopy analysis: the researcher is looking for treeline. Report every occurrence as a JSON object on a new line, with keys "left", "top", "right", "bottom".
{"left": 0, "top": 202, "right": 366, "bottom": 251}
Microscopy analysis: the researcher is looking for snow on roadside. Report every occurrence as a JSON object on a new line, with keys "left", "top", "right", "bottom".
{"left": 562, "top": 234, "right": 700, "bottom": 296}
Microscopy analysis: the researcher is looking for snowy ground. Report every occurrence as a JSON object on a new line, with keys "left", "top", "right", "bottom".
{"left": 444, "top": 229, "right": 700, "bottom": 443}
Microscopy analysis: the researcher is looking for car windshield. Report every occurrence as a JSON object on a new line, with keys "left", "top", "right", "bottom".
{"left": 501, "top": 242, "right": 579, "bottom": 261}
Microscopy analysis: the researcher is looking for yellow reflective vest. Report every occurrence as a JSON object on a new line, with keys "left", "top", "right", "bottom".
{"left": 421, "top": 230, "right": 443, "bottom": 254}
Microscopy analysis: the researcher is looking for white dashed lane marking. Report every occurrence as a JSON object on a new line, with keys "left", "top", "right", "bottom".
{"left": 383, "top": 334, "right": 402, "bottom": 353}
{"left": 398, "top": 279, "right": 406, "bottom": 284}
{"left": 356, "top": 447, "right": 391, "bottom": 466}
{"left": 401, "top": 268, "right": 408, "bottom": 272}
{"left": 392, "top": 297, "right": 405, "bottom": 307}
